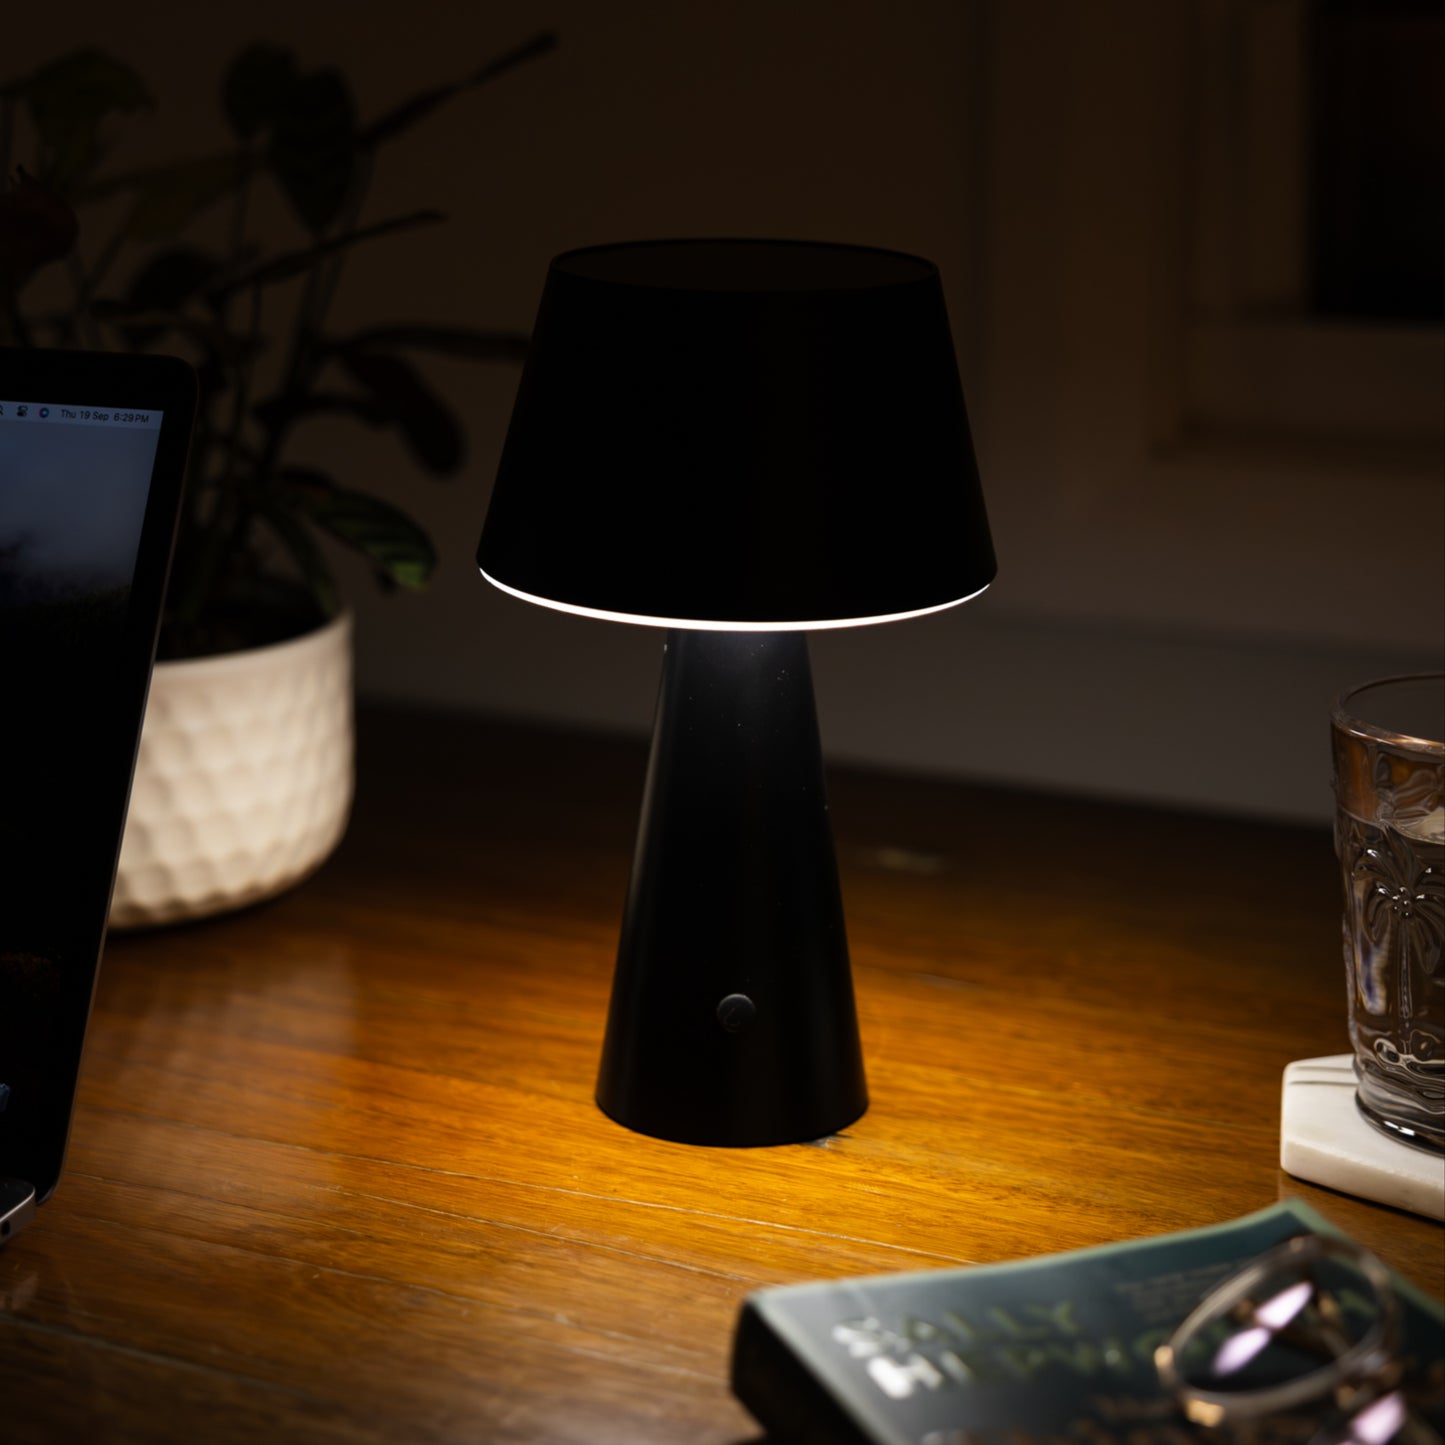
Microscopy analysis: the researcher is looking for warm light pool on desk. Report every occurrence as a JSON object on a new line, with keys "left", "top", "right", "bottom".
{"left": 476, "top": 238, "right": 997, "bottom": 1147}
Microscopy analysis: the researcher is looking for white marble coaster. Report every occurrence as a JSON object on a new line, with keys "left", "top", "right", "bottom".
{"left": 1280, "top": 1055, "right": 1445, "bottom": 1221}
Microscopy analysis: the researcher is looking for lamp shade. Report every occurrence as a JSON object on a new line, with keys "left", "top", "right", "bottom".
{"left": 477, "top": 239, "right": 995, "bottom": 629}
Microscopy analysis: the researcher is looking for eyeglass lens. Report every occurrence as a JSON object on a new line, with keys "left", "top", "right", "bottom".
{"left": 1175, "top": 1254, "right": 1378, "bottom": 1399}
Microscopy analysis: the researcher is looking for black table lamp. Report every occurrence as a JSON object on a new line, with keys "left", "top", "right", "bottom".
{"left": 477, "top": 239, "right": 995, "bottom": 1146}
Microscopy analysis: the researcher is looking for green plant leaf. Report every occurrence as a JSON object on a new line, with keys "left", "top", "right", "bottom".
{"left": 214, "top": 209, "right": 443, "bottom": 294}
{"left": 279, "top": 468, "right": 437, "bottom": 589}
{"left": 98, "top": 247, "right": 250, "bottom": 355}
{"left": 0, "top": 169, "right": 78, "bottom": 284}
{"left": 123, "top": 246, "right": 220, "bottom": 310}
{"left": 73, "top": 149, "right": 252, "bottom": 204}
{"left": 122, "top": 152, "right": 247, "bottom": 239}
{"left": 336, "top": 324, "right": 530, "bottom": 363}
{"left": 335, "top": 349, "right": 463, "bottom": 474}
{"left": 257, "top": 498, "right": 341, "bottom": 617}
{"left": 10, "top": 49, "right": 152, "bottom": 191}
{"left": 359, "top": 31, "right": 557, "bottom": 150}
{"left": 91, "top": 304, "right": 254, "bottom": 366}
{"left": 255, "top": 364, "right": 462, "bottom": 475}
{"left": 251, "top": 391, "right": 387, "bottom": 433}
{"left": 222, "top": 44, "right": 297, "bottom": 142}
{"left": 268, "top": 67, "right": 356, "bottom": 234}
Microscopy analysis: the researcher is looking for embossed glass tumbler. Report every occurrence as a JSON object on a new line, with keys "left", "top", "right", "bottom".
{"left": 1332, "top": 674, "right": 1445, "bottom": 1153}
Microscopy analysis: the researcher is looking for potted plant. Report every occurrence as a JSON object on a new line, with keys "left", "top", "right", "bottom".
{"left": 0, "top": 34, "right": 554, "bottom": 926}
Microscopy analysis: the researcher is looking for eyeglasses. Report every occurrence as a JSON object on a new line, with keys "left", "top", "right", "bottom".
{"left": 1155, "top": 1235, "right": 1444, "bottom": 1444}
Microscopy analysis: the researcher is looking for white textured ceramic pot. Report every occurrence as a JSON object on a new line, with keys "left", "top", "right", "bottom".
{"left": 110, "top": 611, "right": 354, "bottom": 929}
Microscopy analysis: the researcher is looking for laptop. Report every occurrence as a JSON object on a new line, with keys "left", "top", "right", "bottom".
{"left": 1, "top": 347, "right": 194, "bottom": 1244}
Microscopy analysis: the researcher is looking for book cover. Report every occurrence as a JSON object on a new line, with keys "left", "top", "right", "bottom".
{"left": 731, "top": 1200, "right": 1445, "bottom": 1444}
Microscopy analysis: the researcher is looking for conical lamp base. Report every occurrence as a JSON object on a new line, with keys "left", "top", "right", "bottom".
{"left": 596, "top": 630, "right": 868, "bottom": 1146}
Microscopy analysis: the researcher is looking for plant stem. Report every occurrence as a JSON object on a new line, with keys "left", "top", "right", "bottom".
{"left": 77, "top": 215, "right": 133, "bottom": 318}
{"left": 230, "top": 149, "right": 252, "bottom": 258}
{"left": 170, "top": 279, "right": 267, "bottom": 630}
{"left": 0, "top": 92, "right": 14, "bottom": 188}
{"left": 64, "top": 251, "right": 96, "bottom": 347}
{"left": 312, "top": 149, "right": 373, "bottom": 327}
{"left": 2, "top": 287, "right": 32, "bottom": 347}
{"left": 228, "top": 147, "right": 375, "bottom": 620}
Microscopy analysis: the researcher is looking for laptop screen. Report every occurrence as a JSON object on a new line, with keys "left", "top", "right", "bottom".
{"left": 0, "top": 349, "right": 193, "bottom": 1225}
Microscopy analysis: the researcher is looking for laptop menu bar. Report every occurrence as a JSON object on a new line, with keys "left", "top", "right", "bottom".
{"left": 0, "top": 400, "right": 163, "bottom": 430}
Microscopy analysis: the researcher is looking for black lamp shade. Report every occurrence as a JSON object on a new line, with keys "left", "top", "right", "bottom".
{"left": 477, "top": 239, "right": 995, "bottom": 627}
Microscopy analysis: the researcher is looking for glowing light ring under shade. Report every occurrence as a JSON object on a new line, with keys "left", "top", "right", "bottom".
{"left": 478, "top": 568, "right": 992, "bottom": 632}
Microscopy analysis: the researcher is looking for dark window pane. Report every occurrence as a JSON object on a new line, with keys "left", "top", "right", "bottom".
{"left": 1311, "top": 0, "right": 1445, "bottom": 322}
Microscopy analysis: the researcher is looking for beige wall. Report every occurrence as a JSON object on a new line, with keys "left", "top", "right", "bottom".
{"left": 10, "top": 1, "right": 1443, "bottom": 820}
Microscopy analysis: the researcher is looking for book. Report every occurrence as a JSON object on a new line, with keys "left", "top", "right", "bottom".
{"left": 730, "top": 1199, "right": 1445, "bottom": 1444}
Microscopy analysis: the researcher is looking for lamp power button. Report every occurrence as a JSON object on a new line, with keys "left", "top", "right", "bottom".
{"left": 716, "top": 993, "right": 756, "bottom": 1033}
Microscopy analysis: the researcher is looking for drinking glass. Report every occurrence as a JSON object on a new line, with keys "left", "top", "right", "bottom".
{"left": 1332, "top": 674, "right": 1444, "bottom": 1154}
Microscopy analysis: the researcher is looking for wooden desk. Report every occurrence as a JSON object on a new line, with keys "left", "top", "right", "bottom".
{"left": 3, "top": 707, "right": 1441, "bottom": 1443}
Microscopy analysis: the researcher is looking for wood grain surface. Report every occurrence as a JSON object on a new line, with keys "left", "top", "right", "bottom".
{"left": 2, "top": 705, "right": 1440, "bottom": 1444}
